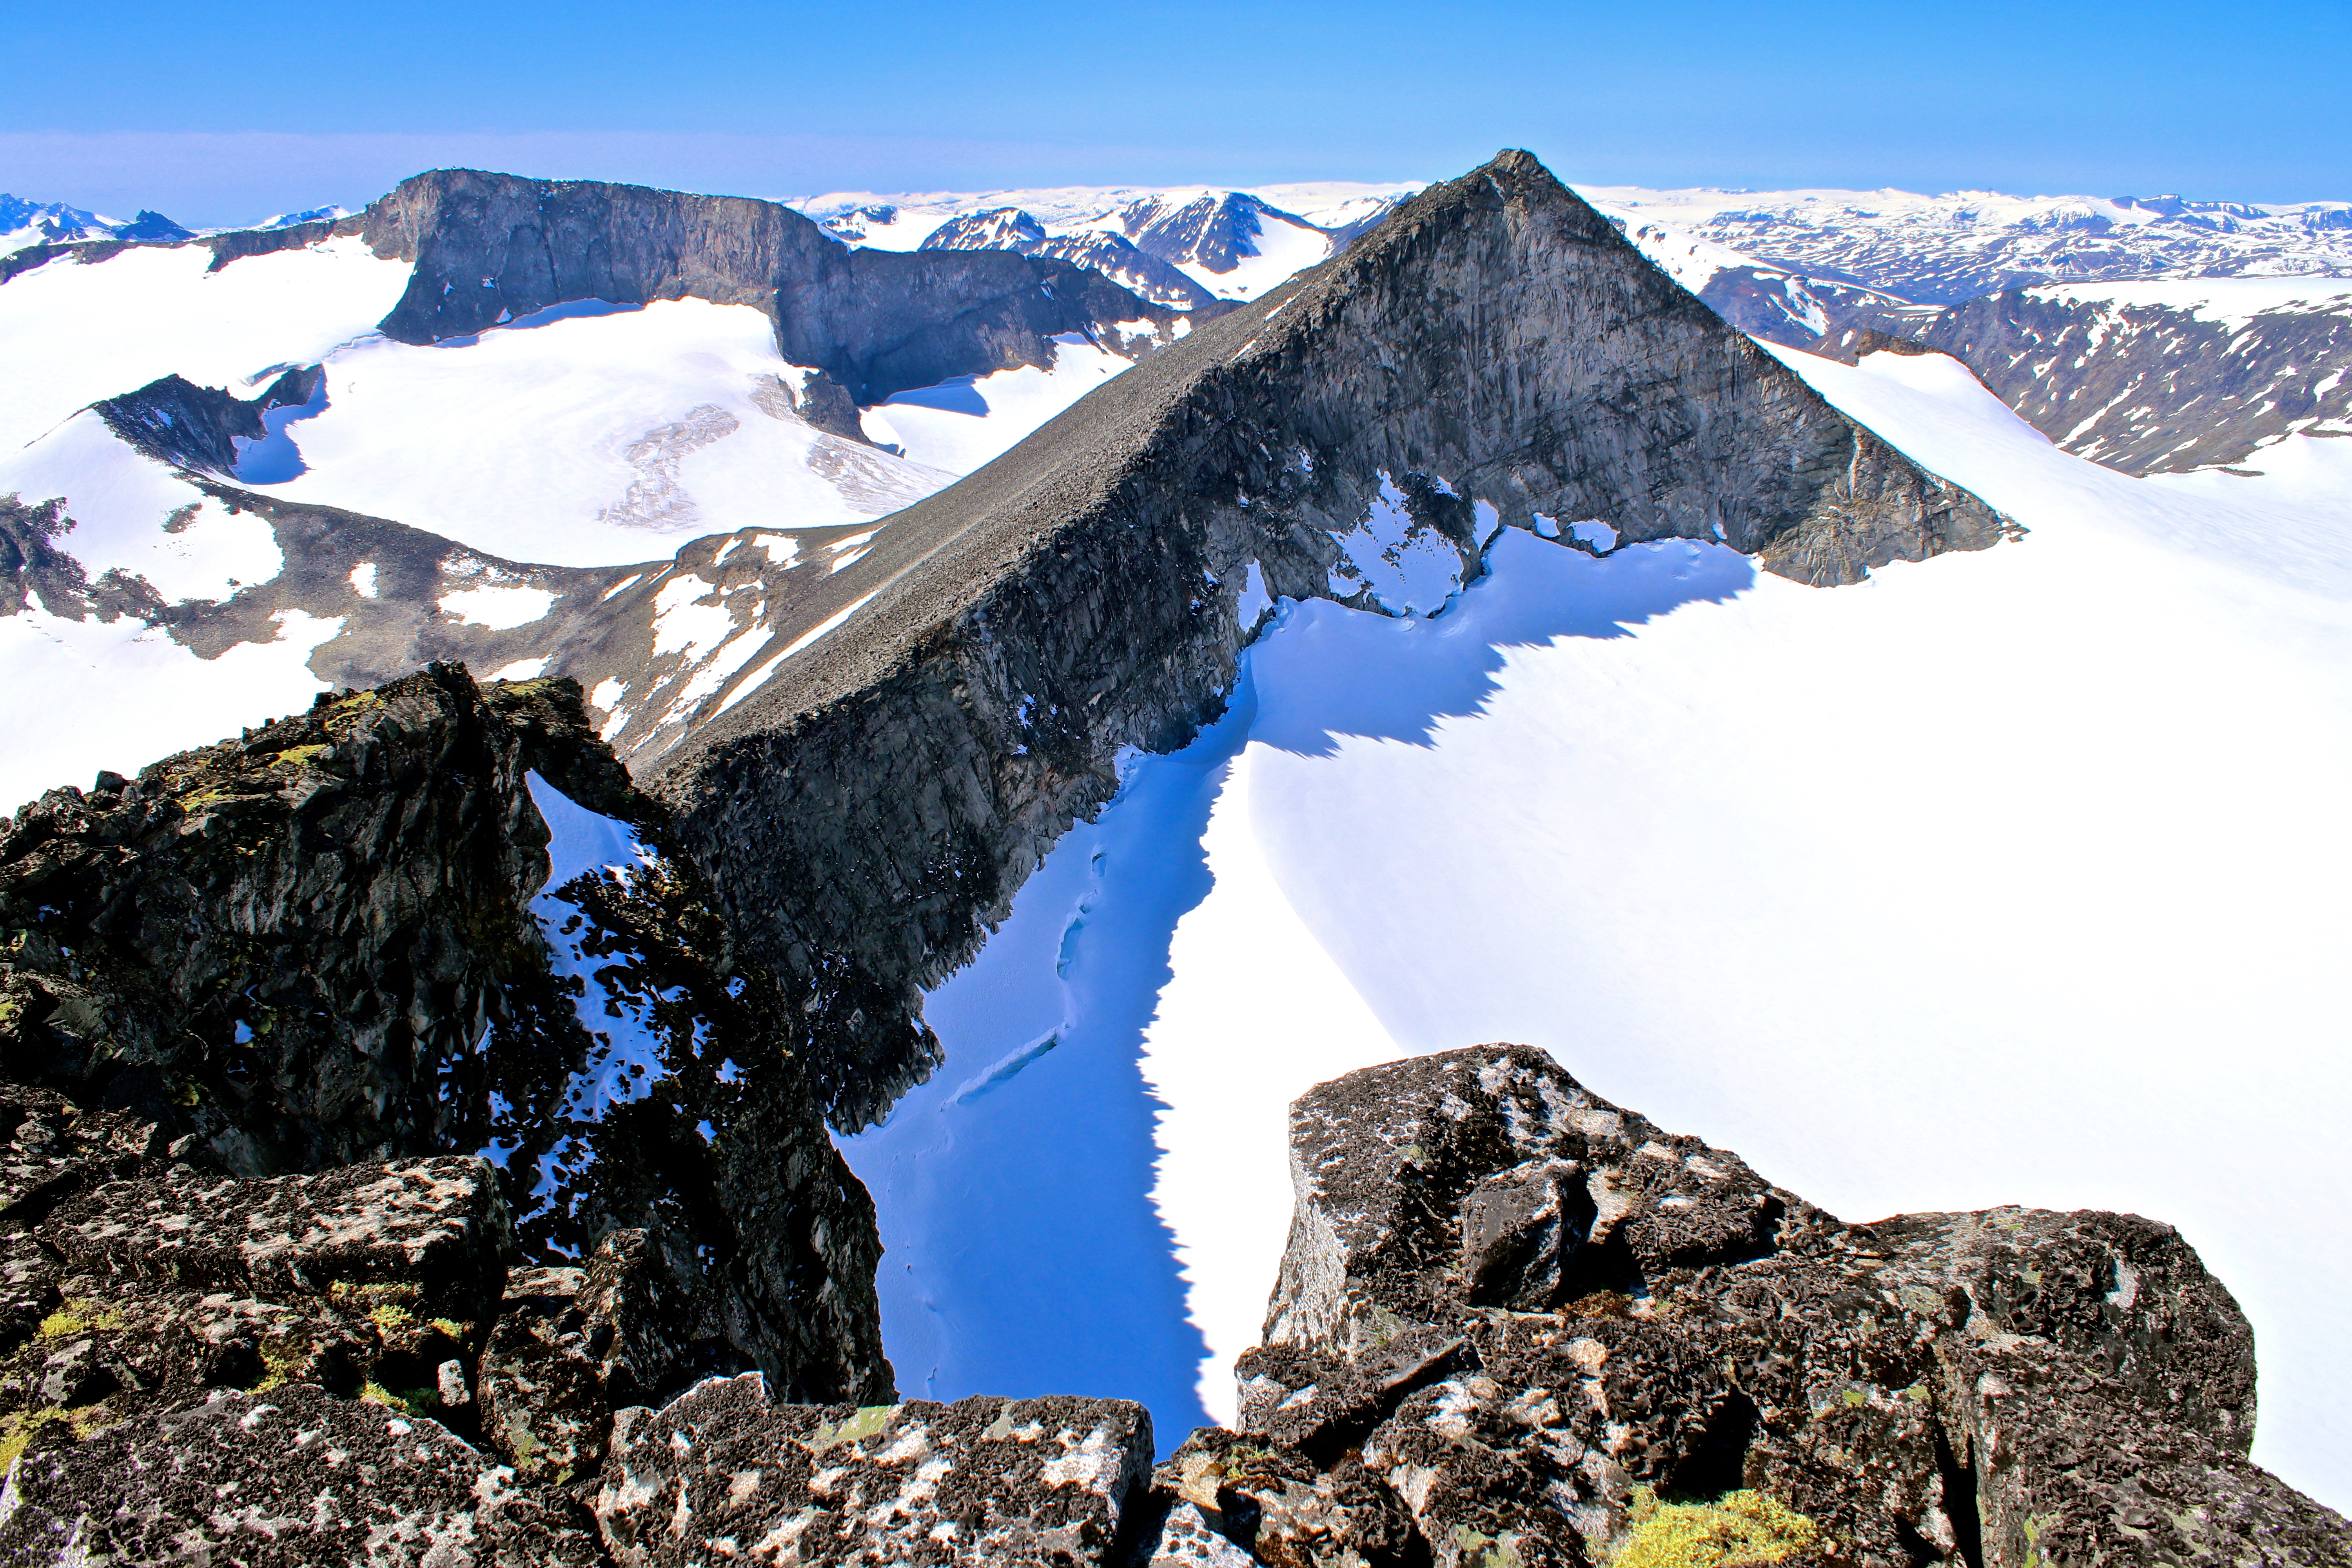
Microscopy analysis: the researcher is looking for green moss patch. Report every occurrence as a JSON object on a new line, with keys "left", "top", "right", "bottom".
{"left": 1613, "top": 1487, "right": 1820, "bottom": 1568}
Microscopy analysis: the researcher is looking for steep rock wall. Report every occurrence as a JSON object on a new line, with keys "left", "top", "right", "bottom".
{"left": 646, "top": 149, "right": 2017, "bottom": 1129}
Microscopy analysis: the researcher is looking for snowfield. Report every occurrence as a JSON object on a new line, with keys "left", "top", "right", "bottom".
{"left": 862, "top": 333, "right": 1150, "bottom": 474}
{"left": 843, "top": 347, "right": 2352, "bottom": 1506}
{"left": 0, "top": 238, "right": 409, "bottom": 451}
{"left": 233, "top": 297, "right": 957, "bottom": 566}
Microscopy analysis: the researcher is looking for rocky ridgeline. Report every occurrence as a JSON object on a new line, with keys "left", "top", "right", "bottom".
{"left": 0, "top": 668, "right": 889, "bottom": 1416}
{"left": 2, "top": 149, "right": 2025, "bottom": 1141}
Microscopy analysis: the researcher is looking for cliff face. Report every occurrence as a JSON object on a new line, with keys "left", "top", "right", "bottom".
{"left": 645, "top": 149, "right": 2018, "bottom": 1129}
{"left": 0, "top": 668, "right": 889, "bottom": 1406}
{"left": 357, "top": 168, "right": 1200, "bottom": 404}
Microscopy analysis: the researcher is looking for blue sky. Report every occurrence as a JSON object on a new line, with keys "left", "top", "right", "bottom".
{"left": 6, "top": 0, "right": 2347, "bottom": 225}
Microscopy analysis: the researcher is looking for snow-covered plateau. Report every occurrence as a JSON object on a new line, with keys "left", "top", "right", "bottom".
{"left": 844, "top": 345, "right": 2352, "bottom": 1506}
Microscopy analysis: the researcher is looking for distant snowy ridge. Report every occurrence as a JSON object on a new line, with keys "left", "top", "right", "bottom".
{"left": 797, "top": 180, "right": 1420, "bottom": 302}
{"left": 0, "top": 192, "right": 194, "bottom": 256}
{"left": 1824, "top": 277, "right": 2352, "bottom": 474}
{"left": 1584, "top": 183, "right": 2352, "bottom": 305}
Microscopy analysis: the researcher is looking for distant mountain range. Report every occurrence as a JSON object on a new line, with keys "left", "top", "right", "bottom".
{"left": 0, "top": 195, "right": 347, "bottom": 255}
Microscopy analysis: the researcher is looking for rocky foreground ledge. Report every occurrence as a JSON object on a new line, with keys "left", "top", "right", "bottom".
{"left": 0, "top": 1045, "right": 2339, "bottom": 1564}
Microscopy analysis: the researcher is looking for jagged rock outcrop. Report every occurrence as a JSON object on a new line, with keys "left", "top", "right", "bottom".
{"left": 0, "top": 1037, "right": 2334, "bottom": 1565}
{"left": 1114, "top": 1044, "right": 2350, "bottom": 1568}
{"left": 0, "top": 666, "right": 890, "bottom": 1407}
{"left": 357, "top": 168, "right": 1195, "bottom": 403}
{"left": 1824, "top": 285, "right": 2352, "bottom": 473}
{"left": 645, "top": 147, "right": 2018, "bottom": 1129}
{"left": 91, "top": 367, "right": 321, "bottom": 477}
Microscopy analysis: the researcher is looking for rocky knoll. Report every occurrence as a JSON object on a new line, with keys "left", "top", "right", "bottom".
{"left": 1122, "top": 1045, "right": 2350, "bottom": 1568}
{"left": 1819, "top": 286, "right": 2352, "bottom": 474}
{"left": 0, "top": 668, "right": 889, "bottom": 1411}
{"left": 647, "top": 147, "right": 2018, "bottom": 1129}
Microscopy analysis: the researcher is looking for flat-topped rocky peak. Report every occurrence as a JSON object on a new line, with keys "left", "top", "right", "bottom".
{"left": 356, "top": 166, "right": 1197, "bottom": 403}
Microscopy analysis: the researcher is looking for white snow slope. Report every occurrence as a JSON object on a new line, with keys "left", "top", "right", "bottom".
{"left": 235, "top": 297, "right": 956, "bottom": 566}
{"left": 842, "top": 347, "right": 2352, "bottom": 1504}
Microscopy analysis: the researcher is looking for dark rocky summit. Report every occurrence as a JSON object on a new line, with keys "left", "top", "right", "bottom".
{"left": 1820, "top": 287, "right": 2352, "bottom": 474}
{"left": 0, "top": 668, "right": 889, "bottom": 1414}
{"left": 91, "top": 367, "right": 322, "bottom": 476}
{"left": 641, "top": 148, "right": 2018, "bottom": 1130}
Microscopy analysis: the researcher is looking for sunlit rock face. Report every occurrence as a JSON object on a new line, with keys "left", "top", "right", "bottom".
{"left": 359, "top": 167, "right": 1195, "bottom": 403}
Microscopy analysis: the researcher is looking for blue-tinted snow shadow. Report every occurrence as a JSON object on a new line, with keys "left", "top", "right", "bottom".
{"left": 431, "top": 298, "right": 644, "bottom": 349}
{"left": 832, "top": 528, "right": 1755, "bottom": 1454}
{"left": 233, "top": 370, "right": 330, "bottom": 484}
{"left": 1250, "top": 530, "right": 1757, "bottom": 758}
{"left": 837, "top": 695, "right": 1254, "bottom": 1452}
{"left": 879, "top": 377, "right": 991, "bottom": 417}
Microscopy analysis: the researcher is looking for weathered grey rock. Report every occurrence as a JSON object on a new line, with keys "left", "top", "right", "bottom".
{"left": 0, "top": 1139, "right": 517, "bottom": 1464}
{"left": 1460, "top": 1158, "right": 1593, "bottom": 1310}
{"left": 1935, "top": 1332, "right": 2350, "bottom": 1567}
{"left": 1152, "top": 1429, "right": 1421, "bottom": 1568}
{"left": 0, "top": 1382, "right": 599, "bottom": 1565}
{"left": 477, "top": 1264, "right": 608, "bottom": 1487}
{"left": 45, "top": 1156, "right": 512, "bottom": 1318}
{"left": 1206, "top": 1043, "right": 2352, "bottom": 1568}
{"left": 1232, "top": 1327, "right": 1468, "bottom": 1459}
{"left": 593, "top": 1371, "right": 1154, "bottom": 1566}
{"left": 1822, "top": 286, "right": 2352, "bottom": 474}
{"left": 477, "top": 1226, "right": 759, "bottom": 1487}
{"left": 1131, "top": 1499, "right": 1259, "bottom": 1568}
{"left": 1263, "top": 1043, "right": 1780, "bottom": 1357}
{"left": 649, "top": 149, "right": 2017, "bottom": 1131}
